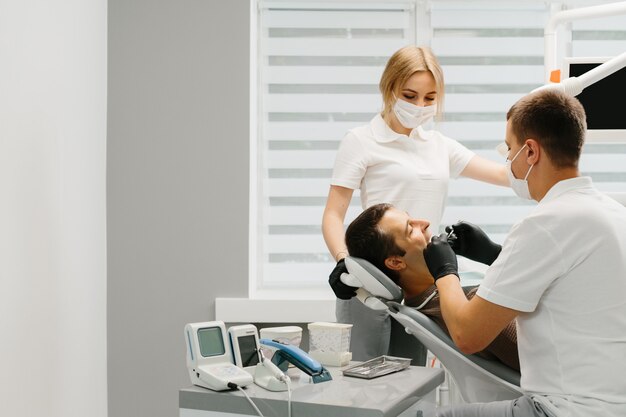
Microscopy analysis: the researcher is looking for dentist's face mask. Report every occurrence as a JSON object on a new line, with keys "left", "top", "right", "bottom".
{"left": 506, "top": 144, "right": 534, "bottom": 200}
{"left": 393, "top": 96, "right": 437, "bottom": 129}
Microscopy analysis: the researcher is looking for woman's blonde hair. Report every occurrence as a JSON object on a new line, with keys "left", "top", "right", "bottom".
{"left": 379, "top": 46, "right": 445, "bottom": 119}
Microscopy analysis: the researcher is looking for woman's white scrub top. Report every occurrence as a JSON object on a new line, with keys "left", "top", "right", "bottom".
{"left": 331, "top": 114, "right": 474, "bottom": 233}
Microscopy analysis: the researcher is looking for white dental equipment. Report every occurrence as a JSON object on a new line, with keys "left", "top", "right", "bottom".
{"left": 253, "top": 348, "right": 294, "bottom": 417}
{"left": 254, "top": 348, "right": 290, "bottom": 392}
{"left": 184, "top": 321, "right": 253, "bottom": 391}
{"left": 228, "top": 324, "right": 261, "bottom": 372}
{"left": 543, "top": 2, "right": 626, "bottom": 83}
{"left": 259, "top": 326, "right": 303, "bottom": 347}
{"left": 259, "top": 338, "right": 333, "bottom": 384}
{"left": 537, "top": 1, "right": 626, "bottom": 205}
{"left": 307, "top": 322, "right": 353, "bottom": 367}
{"left": 340, "top": 256, "right": 403, "bottom": 311}
{"left": 535, "top": 2, "right": 626, "bottom": 98}
{"left": 533, "top": 50, "right": 626, "bottom": 98}
{"left": 227, "top": 324, "right": 290, "bottom": 391}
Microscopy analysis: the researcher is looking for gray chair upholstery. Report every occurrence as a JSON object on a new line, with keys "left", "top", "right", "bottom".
{"left": 345, "top": 256, "right": 523, "bottom": 403}
{"left": 387, "top": 301, "right": 523, "bottom": 403}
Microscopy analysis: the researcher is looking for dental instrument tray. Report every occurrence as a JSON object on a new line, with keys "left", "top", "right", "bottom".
{"left": 342, "top": 355, "right": 411, "bottom": 379}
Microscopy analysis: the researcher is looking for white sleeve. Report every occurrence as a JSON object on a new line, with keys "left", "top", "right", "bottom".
{"left": 330, "top": 130, "right": 369, "bottom": 190}
{"left": 477, "top": 218, "right": 566, "bottom": 312}
{"left": 444, "top": 135, "right": 475, "bottom": 179}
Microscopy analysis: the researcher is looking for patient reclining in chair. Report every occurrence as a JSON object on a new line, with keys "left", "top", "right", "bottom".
{"left": 345, "top": 203, "right": 519, "bottom": 371}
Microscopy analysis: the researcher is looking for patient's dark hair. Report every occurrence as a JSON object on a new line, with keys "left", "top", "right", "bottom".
{"left": 345, "top": 203, "right": 406, "bottom": 283}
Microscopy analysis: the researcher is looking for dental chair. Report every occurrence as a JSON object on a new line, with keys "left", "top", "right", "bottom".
{"left": 342, "top": 256, "right": 524, "bottom": 404}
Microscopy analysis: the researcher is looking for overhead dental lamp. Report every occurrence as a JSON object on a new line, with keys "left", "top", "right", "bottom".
{"left": 534, "top": 1, "right": 626, "bottom": 97}
{"left": 534, "top": 1, "right": 626, "bottom": 205}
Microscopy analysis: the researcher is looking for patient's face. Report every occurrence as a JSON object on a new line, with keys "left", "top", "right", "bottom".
{"left": 378, "top": 208, "right": 431, "bottom": 267}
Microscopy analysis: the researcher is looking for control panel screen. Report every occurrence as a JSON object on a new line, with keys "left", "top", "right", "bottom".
{"left": 238, "top": 335, "right": 260, "bottom": 367}
{"left": 569, "top": 62, "right": 625, "bottom": 130}
{"left": 198, "top": 327, "right": 225, "bottom": 357}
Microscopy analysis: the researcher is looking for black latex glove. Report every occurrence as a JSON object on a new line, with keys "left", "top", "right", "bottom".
{"left": 446, "top": 221, "right": 502, "bottom": 266}
{"left": 328, "top": 258, "right": 358, "bottom": 300}
{"left": 424, "top": 234, "right": 459, "bottom": 282}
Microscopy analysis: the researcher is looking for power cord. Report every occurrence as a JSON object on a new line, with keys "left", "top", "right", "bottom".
{"left": 227, "top": 382, "right": 264, "bottom": 417}
{"left": 227, "top": 373, "right": 292, "bottom": 417}
{"left": 285, "top": 377, "right": 292, "bottom": 417}
{"left": 259, "top": 349, "right": 293, "bottom": 417}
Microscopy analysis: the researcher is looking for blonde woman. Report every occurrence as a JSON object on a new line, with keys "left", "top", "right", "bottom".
{"left": 322, "top": 46, "right": 509, "bottom": 360}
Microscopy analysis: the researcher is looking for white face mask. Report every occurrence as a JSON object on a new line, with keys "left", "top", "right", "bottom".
{"left": 506, "top": 144, "right": 534, "bottom": 200}
{"left": 392, "top": 96, "right": 437, "bottom": 129}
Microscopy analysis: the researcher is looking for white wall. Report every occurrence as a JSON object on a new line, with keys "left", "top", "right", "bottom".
{"left": 0, "top": 1, "right": 108, "bottom": 416}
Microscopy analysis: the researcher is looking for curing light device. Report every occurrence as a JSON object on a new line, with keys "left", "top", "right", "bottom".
{"left": 260, "top": 339, "right": 333, "bottom": 384}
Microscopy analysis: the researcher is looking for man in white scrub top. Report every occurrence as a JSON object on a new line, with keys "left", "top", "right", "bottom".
{"left": 422, "top": 90, "right": 626, "bottom": 417}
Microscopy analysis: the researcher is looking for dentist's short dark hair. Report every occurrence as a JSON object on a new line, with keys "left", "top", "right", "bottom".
{"left": 345, "top": 203, "right": 406, "bottom": 283}
{"left": 507, "top": 89, "right": 586, "bottom": 168}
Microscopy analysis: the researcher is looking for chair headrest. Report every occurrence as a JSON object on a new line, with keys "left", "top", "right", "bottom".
{"left": 343, "top": 256, "right": 403, "bottom": 303}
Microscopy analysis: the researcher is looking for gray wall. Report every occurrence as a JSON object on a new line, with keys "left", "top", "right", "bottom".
{"left": 107, "top": 1, "right": 250, "bottom": 416}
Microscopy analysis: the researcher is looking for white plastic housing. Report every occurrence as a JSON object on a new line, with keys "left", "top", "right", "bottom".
{"left": 184, "top": 321, "right": 252, "bottom": 391}
{"left": 308, "top": 322, "right": 353, "bottom": 353}
{"left": 228, "top": 324, "right": 261, "bottom": 371}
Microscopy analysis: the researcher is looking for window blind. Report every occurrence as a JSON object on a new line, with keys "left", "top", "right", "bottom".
{"left": 257, "top": 1, "right": 416, "bottom": 289}
{"left": 431, "top": 1, "right": 548, "bottom": 244}
{"left": 255, "top": 0, "right": 626, "bottom": 292}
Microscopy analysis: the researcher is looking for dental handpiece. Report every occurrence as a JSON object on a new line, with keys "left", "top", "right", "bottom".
{"left": 259, "top": 347, "right": 289, "bottom": 382}
{"left": 446, "top": 226, "right": 456, "bottom": 242}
